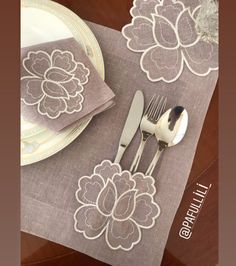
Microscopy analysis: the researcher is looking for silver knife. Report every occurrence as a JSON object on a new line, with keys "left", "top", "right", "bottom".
{"left": 114, "top": 90, "right": 144, "bottom": 163}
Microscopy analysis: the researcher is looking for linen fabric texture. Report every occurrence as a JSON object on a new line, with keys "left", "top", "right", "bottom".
{"left": 21, "top": 22, "right": 218, "bottom": 266}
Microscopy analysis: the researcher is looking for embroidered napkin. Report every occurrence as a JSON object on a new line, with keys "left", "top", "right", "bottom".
{"left": 21, "top": 37, "right": 115, "bottom": 131}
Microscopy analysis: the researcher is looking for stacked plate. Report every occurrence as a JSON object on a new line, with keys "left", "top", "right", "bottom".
{"left": 21, "top": 0, "right": 105, "bottom": 165}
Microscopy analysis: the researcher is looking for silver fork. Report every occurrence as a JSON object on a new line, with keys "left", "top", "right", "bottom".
{"left": 130, "top": 95, "right": 167, "bottom": 173}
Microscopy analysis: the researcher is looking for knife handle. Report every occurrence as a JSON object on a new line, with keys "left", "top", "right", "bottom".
{"left": 114, "top": 145, "right": 126, "bottom": 164}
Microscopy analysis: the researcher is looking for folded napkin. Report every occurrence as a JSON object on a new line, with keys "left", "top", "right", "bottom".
{"left": 21, "top": 37, "right": 115, "bottom": 131}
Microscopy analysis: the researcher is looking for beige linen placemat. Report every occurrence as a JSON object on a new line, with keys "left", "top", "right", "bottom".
{"left": 21, "top": 21, "right": 218, "bottom": 266}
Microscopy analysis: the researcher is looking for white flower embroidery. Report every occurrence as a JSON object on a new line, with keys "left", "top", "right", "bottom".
{"left": 74, "top": 160, "right": 160, "bottom": 251}
{"left": 122, "top": 0, "right": 218, "bottom": 83}
{"left": 21, "top": 49, "right": 90, "bottom": 119}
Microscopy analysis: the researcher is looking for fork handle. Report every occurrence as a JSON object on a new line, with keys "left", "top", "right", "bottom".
{"left": 145, "top": 149, "right": 163, "bottom": 176}
{"left": 130, "top": 139, "right": 146, "bottom": 173}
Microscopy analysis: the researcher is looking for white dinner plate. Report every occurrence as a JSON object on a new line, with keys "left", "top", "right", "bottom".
{"left": 21, "top": 0, "right": 105, "bottom": 166}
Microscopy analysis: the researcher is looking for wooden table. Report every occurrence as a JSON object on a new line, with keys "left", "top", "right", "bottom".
{"left": 21, "top": 1, "right": 218, "bottom": 265}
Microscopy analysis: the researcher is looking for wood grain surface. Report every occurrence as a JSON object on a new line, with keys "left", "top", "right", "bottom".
{"left": 21, "top": 1, "right": 218, "bottom": 265}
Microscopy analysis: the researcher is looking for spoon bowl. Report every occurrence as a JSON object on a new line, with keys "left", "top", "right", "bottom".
{"left": 156, "top": 106, "right": 188, "bottom": 148}
{"left": 146, "top": 106, "right": 188, "bottom": 176}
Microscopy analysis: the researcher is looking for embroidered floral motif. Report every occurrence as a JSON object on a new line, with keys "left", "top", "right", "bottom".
{"left": 122, "top": 0, "right": 218, "bottom": 83}
{"left": 74, "top": 160, "right": 160, "bottom": 251}
{"left": 21, "top": 49, "right": 90, "bottom": 119}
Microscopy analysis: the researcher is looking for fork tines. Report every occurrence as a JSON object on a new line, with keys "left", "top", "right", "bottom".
{"left": 146, "top": 95, "right": 167, "bottom": 123}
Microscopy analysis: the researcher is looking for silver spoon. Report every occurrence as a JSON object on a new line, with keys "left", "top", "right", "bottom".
{"left": 145, "top": 106, "right": 188, "bottom": 176}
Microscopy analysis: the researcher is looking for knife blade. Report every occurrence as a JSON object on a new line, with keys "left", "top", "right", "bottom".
{"left": 114, "top": 90, "right": 144, "bottom": 163}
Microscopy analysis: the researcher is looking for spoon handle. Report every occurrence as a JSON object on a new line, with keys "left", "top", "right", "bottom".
{"left": 130, "top": 139, "right": 146, "bottom": 173}
{"left": 146, "top": 149, "right": 163, "bottom": 176}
